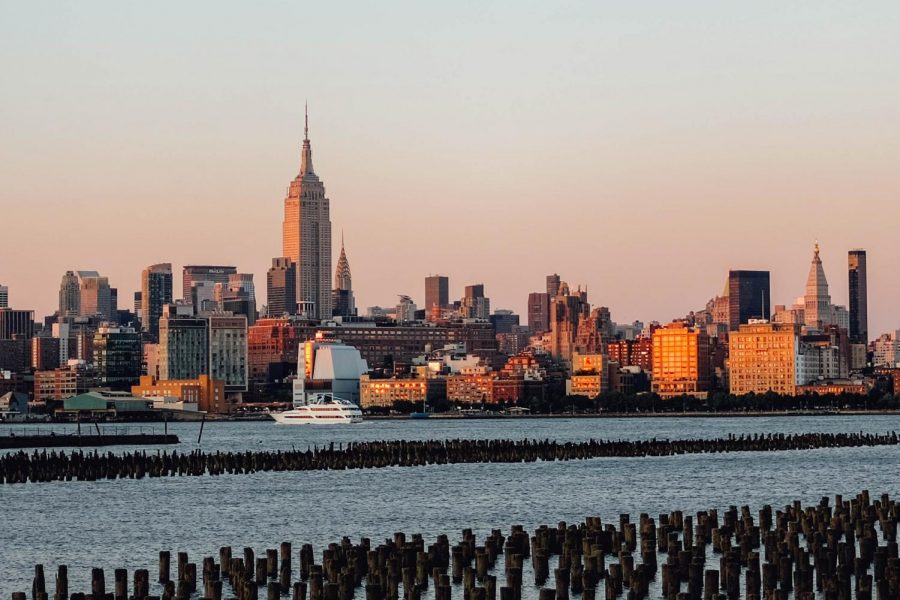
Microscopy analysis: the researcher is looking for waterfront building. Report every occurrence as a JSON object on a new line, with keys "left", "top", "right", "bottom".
{"left": 527, "top": 292, "right": 550, "bottom": 334}
{"left": 141, "top": 263, "right": 173, "bottom": 340}
{"left": 132, "top": 374, "right": 227, "bottom": 413}
{"left": 425, "top": 275, "right": 449, "bottom": 317}
{"left": 729, "top": 322, "right": 801, "bottom": 396}
{"left": 546, "top": 274, "right": 561, "bottom": 297}
{"left": 282, "top": 109, "right": 332, "bottom": 321}
{"left": 567, "top": 352, "right": 609, "bottom": 399}
{"left": 446, "top": 367, "right": 495, "bottom": 404}
{"left": 727, "top": 270, "right": 770, "bottom": 330}
{"left": 34, "top": 364, "right": 97, "bottom": 402}
{"left": 59, "top": 272, "right": 81, "bottom": 317}
{"left": 267, "top": 258, "right": 297, "bottom": 317}
{"left": 848, "top": 249, "right": 868, "bottom": 344}
{"left": 158, "top": 305, "right": 209, "bottom": 380}
{"left": 0, "top": 309, "right": 34, "bottom": 340}
{"left": 359, "top": 374, "right": 428, "bottom": 409}
{"left": 294, "top": 332, "right": 368, "bottom": 405}
{"left": 651, "top": 321, "right": 710, "bottom": 399}
{"left": 208, "top": 314, "right": 248, "bottom": 394}
{"left": 0, "top": 285, "right": 7, "bottom": 309}
{"left": 332, "top": 238, "right": 356, "bottom": 318}
{"left": 92, "top": 324, "right": 142, "bottom": 389}
{"left": 182, "top": 265, "right": 236, "bottom": 302}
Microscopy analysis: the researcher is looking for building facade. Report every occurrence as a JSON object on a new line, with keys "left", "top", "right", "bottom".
{"left": 182, "top": 265, "right": 236, "bottom": 303}
{"left": 132, "top": 374, "right": 227, "bottom": 413}
{"left": 729, "top": 322, "right": 801, "bottom": 396}
{"left": 267, "top": 257, "right": 297, "bottom": 317}
{"left": 158, "top": 307, "right": 209, "bottom": 380}
{"left": 848, "top": 249, "right": 868, "bottom": 344}
{"left": 727, "top": 270, "right": 770, "bottom": 330}
{"left": 0, "top": 309, "right": 34, "bottom": 340}
{"left": 527, "top": 292, "right": 550, "bottom": 335}
{"left": 282, "top": 110, "right": 332, "bottom": 320}
{"left": 141, "top": 263, "right": 173, "bottom": 340}
{"left": 208, "top": 314, "right": 248, "bottom": 393}
{"left": 651, "top": 322, "right": 710, "bottom": 398}
{"left": 92, "top": 325, "right": 142, "bottom": 389}
{"left": 425, "top": 275, "right": 449, "bottom": 316}
{"left": 332, "top": 238, "right": 356, "bottom": 318}
{"left": 59, "top": 271, "right": 81, "bottom": 317}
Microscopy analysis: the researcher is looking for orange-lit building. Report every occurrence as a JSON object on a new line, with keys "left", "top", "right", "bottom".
{"left": 360, "top": 375, "right": 428, "bottom": 408}
{"left": 729, "top": 322, "right": 801, "bottom": 396}
{"left": 248, "top": 317, "right": 315, "bottom": 382}
{"left": 447, "top": 368, "right": 496, "bottom": 405}
{"left": 131, "top": 374, "right": 227, "bottom": 413}
{"left": 651, "top": 322, "right": 710, "bottom": 399}
{"left": 607, "top": 337, "right": 653, "bottom": 371}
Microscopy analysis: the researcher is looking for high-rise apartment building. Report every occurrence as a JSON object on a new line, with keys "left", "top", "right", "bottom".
{"left": 0, "top": 285, "right": 7, "bottom": 309}
{"left": 527, "top": 292, "right": 550, "bottom": 335}
{"left": 267, "top": 258, "right": 297, "bottom": 317}
{"left": 425, "top": 275, "right": 449, "bottom": 315}
{"left": 92, "top": 324, "right": 142, "bottom": 390}
{"left": 282, "top": 110, "right": 332, "bottom": 320}
{"left": 158, "top": 305, "right": 209, "bottom": 380}
{"left": 141, "top": 263, "right": 173, "bottom": 340}
{"left": 650, "top": 321, "right": 710, "bottom": 399}
{"left": 729, "top": 322, "right": 801, "bottom": 396}
{"left": 59, "top": 271, "right": 81, "bottom": 317}
{"left": 546, "top": 274, "right": 561, "bottom": 297}
{"left": 208, "top": 314, "right": 248, "bottom": 393}
{"left": 182, "top": 265, "right": 237, "bottom": 302}
{"left": 549, "top": 283, "right": 589, "bottom": 364}
{"left": 848, "top": 249, "right": 868, "bottom": 344}
{"left": 727, "top": 270, "right": 770, "bottom": 330}
{"left": 332, "top": 238, "right": 356, "bottom": 318}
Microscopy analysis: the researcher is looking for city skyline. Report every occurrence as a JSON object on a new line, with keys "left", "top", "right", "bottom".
{"left": 1, "top": 2, "right": 898, "bottom": 334}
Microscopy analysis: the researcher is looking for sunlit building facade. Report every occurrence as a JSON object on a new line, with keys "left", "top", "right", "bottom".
{"left": 651, "top": 322, "right": 710, "bottom": 398}
{"left": 729, "top": 322, "right": 801, "bottom": 396}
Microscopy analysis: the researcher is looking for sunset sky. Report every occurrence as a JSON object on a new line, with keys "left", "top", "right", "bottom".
{"left": 1, "top": 2, "right": 898, "bottom": 334}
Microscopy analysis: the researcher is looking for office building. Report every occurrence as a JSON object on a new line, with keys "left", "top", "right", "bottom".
{"left": 549, "top": 282, "right": 589, "bottom": 364}
{"left": 218, "top": 273, "right": 257, "bottom": 325}
{"left": 59, "top": 271, "right": 81, "bottom": 317}
{"left": 158, "top": 305, "right": 209, "bottom": 380}
{"left": 141, "top": 263, "right": 173, "bottom": 339}
{"left": 208, "top": 314, "right": 248, "bottom": 393}
{"left": 267, "top": 258, "right": 297, "bottom": 317}
{"left": 92, "top": 325, "right": 142, "bottom": 389}
{"left": 546, "top": 274, "right": 561, "bottom": 297}
{"left": 182, "top": 265, "right": 237, "bottom": 302}
{"left": 461, "top": 284, "right": 490, "bottom": 320}
{"left": 527, "top": 292, "right": 550, "bottom": 334}
{"left": 332, "top": 238, "right": 356, "bottom": 318}
{"left": 282, "top": 109, "right": 332, "bottom": 320}
{"left": 425, "top": 275, "right": 449, "bottom": 316}
{"left": 31, "top": 336, "right": 61, "bottom": 371}
{"left": 490, "top": 310, "right": 520, "bottom": 334}
{"left": 132, "top": 374, "right": 227, "bottom": 414}
{"left": 0, "top": 285, "right": 7, "bottom": 309}
{"left": 727, "top": 270, "right": 770, "bottom": 330}
{"left": 729, "top": 322, "right": 801, "bottom": 395}
{"left": 0, "top": 309, "right": 34, "bottom": 340}
{"left": 651, "top": 321, "right": 710, "bottom": 398}
{"left": 248, "top": 316, "right": 316, "bottom": 383}
{"left": 848, "top": 249, "right": 868, "bottom": 344}
{"left": 76, "top": 271, "right": 114, "bottom": 321}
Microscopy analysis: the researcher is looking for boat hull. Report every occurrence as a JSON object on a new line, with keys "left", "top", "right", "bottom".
{"left": 269, "top": 409, "right": 363, "bottom": 425}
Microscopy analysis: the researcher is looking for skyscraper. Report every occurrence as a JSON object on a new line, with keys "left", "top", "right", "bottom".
{"left": 267, "top": 257, "right": 297, "bottom": 317}
{"left": 527, "top": 292, "right": 550, "bottom": 334}
{"left": 546, "top": 274, "right": 561, "bottom": 297}
{"left": 848, "top": 249, "right": 868, "bottom": 344}
{"left": 182, "top": 265, "right": 237, "bottom": 302}
{"left": 59, "top": 271, "right": 81, "bottom": 317}
{"left": 804, "top": 243, "right": 832, "bottom": 329}
{"left": 282, "top": 108, "right": 332, "bottom": 320}
{"left": 141, "top": 263, "right": 173, "bottom": 340}
{"left": 461, "top": 284, "right": 490, "bottom": 320}
{"left": 332, "top": 237, "right": 356, "bottom": 318}
{"left": 0, "top": 285, "right": 7, "bottom": 309}
{"left": 425, "top": 275, "right": 449, "bottom": 315}
{"left": 727, "top": 270, "right": 770, "bottom": 330}
{"left": 76, "top": 271, "right": 114, "bottom": 321}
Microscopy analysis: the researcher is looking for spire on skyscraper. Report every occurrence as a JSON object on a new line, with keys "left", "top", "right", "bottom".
{"left": 300, "top": 104, "right": 315, "bottom": 177}
{"left": 334, "top": 234, "right": 352, "bottom": 291}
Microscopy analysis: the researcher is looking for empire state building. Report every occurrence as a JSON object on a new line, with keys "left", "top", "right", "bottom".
{"left": 282, "top": 109, "right": 332, "bottom": 320}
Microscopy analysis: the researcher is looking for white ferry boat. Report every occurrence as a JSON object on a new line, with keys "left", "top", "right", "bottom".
{"left": 269, "top": 393, "right": 363, "bottom": 424}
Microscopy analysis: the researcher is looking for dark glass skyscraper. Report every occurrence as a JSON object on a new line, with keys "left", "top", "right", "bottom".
{"left": 425, "top": 275, "right": 449, "bottom": 314}
{"left": 848, "top": 249, "right": 868, "bottom": 344}
{"left": 727, "top": 270, "right": 770, "bottom": 330}
{"left": 141, "top": 263, "right": 173, "bottom": 340}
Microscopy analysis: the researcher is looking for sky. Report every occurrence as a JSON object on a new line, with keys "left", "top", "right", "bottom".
{"left": 1, "top": 1, "right": 898, "bottom": 335}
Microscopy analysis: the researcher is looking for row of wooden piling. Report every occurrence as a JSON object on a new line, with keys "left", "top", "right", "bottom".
{"left": 2, "top": 432, "right": 897, "bottom": 485}
{"left": 13, "top": 489, "right": 900, "bottom": 600}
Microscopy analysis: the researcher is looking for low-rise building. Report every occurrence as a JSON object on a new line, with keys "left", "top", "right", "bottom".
{"left": 131, "top": 374, "right": 227, "bottom": 413}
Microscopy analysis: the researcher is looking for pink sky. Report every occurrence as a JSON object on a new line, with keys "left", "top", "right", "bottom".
{"left": 1, "top": 2, "right": 898, "bottom": 334}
